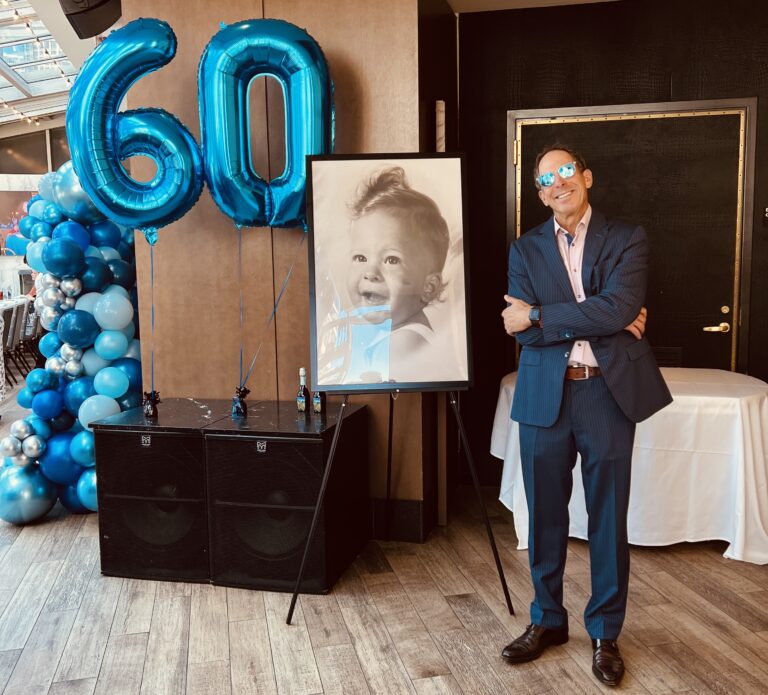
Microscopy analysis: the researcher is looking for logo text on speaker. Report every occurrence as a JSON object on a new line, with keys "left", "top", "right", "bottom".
{"left": 141, "top": 435, "right": 151, "bottom": 447}
{"left": 256, "top": 441, "right": 267, "bottom": 453}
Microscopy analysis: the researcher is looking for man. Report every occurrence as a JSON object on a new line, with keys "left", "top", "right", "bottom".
{"left": 500, "top": 145, "right": 671, "bottom": 687}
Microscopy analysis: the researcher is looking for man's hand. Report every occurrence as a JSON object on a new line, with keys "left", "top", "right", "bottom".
{"left": 502, "top": 295, "right": 533, "bottom": 335}
{"left": 624, "top": 306, "right": 647, "bottom": 340}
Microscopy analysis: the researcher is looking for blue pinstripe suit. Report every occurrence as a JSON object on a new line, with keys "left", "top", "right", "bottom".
{"left": 508, "top": 210, "right": 672, "bottom": 639}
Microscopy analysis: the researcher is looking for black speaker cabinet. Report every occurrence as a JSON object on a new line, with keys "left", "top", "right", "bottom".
{"left": 93, "top": 398, "right": 231, "bottom": 582}
{"left": 203, "top": 401, "right": 369, "bottom": 594}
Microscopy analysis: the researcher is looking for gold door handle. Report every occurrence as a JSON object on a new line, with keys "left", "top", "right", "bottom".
{"left": 703, "top": 322, "right": 731, "bottom": 333}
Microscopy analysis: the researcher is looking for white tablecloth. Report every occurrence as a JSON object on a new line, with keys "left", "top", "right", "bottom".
{"left": 491, "top": 368, "right": 768, "bottom": 564}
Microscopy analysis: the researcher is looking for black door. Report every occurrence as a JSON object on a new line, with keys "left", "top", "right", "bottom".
{"left": 508, "top": 101, "right": 754, "bottom": 371}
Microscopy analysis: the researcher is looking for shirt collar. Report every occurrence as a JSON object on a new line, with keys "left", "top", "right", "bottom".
{"left": 554, "top": 205, "right": 592, "bottom": 240}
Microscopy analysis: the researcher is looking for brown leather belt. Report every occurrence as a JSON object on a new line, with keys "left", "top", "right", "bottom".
{"left": 565, "top": 365, "right": 602, "bottom": 380}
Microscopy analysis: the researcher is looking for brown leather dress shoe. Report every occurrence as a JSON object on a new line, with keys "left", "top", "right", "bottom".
{"left": 592, "top": 639, "right": 625, "bottom": 686}
{"left": 501, "top": 624, "right": 569, "bottom": 663}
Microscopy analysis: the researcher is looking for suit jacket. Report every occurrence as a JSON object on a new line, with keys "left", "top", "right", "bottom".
{"left": 508, "top": 210, "right": 672, "bottom": 427}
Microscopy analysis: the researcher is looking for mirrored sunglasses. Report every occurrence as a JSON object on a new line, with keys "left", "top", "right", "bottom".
{"left": 537, "top": 162, "right": 577, "bottom": 188}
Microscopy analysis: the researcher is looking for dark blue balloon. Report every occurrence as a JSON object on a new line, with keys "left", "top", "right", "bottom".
{"left": 57, "top": 310, "right": 100, "bottom": 349}
{"left": 41, "top": 238, "right": 86, "bottom": 278}
{"left": 64, "top": 377, "right": 96, "bottom": 416}
{"left": 107, "top": 259, "right": 136, "bottom": 290}
{"left": 18, "top": 215, "right": 36, "bottom": 238}
{"left": 39, "top": 432, "right": 82, "bottom": 486}
{"left": 50, "top": 410, "right": 76, "bottom": 432}
{"left": 80, "top": 257, "right": 114, "bottom": 292}
{"left": 88, "top": 220, "right": 122, "bottom": 248}
{"left": 111, "top": 358, "right": 142, "bottom": 392}
{"left": 30, "top": 220, "right": 53, "bottom": 242}
{"left": 117, "top": 390, "right": 142, "bottom": 410}
{"left": 42, "top": 202, "right": 65, "bottom": 226}
{"left": 39, "top": 332, "right": 63, "bottom": 358}
{"left": 32, "top": 389, "right": 64, "bottom": 419}
{"left": 26, "top": 368, "right": 53, "bottom": 394}
{"left": 58, "top": 484, "right": 90, "bottom": 513}
{"left": 17, "top": 387, "right": 35, "bottom": 409}
{"left": 53, "top": 220, "right": 90, "bottom": 251}
{"left": 117, "top": 241, "right": 134, "bottom": 263}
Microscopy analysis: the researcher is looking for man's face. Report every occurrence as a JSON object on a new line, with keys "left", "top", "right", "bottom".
{"left": 536, "top": 149, "right": 592, "bottom": 221}
{"left": 346, "top": 210, "right": 432, "bottom": 327}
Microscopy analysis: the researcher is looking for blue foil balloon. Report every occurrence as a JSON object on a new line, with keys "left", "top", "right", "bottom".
{"left": 65, "top": 19, "right": 204, "bottom": 231}
{"left": 0, "top": 465, "right": 57, "bottom": 524}
{"left": 198, "top": 19, "right": 333, "bottom": 228}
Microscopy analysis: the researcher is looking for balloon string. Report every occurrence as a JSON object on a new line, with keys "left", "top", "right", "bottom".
{"left": 150, "top": 243, "right": 155, "bottom": 392}
{"left": 238, "top": 225, "right": 243, "bottom": 386}
{"left": 241, "top": 233, "right": 305, "bottom": 389}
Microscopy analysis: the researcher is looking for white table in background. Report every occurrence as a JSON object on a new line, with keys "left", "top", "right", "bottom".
{"left": 491, "top": 368, "right": 768, "bottom": 564}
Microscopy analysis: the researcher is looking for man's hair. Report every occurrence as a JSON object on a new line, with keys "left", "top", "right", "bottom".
{"left": 350, "top": 166, "right": 450, "bottom": 273}
{"left": 533, "top": 144, "right": 588, "bottom": 189}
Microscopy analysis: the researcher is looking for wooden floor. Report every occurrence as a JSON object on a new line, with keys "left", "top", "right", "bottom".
{"left": 1, "top": 393, "right": 768, "bottom": 694}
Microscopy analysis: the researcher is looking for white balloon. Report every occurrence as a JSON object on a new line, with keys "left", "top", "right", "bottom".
{"left": 103, "top": 284, "right": 129, "bottom": 298}
{"left": 93, "top": 293, "right": 134, "bottom": 330}
{"left": 75, "top": 292, "right": 103, "bottom": 314}
{"left": 81, "top": 348, "right": 111, "bottom": 376}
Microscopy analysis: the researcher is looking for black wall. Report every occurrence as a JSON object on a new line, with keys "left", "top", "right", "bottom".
{"left": 459, "top": 0, "right": 768, "bottom": 483}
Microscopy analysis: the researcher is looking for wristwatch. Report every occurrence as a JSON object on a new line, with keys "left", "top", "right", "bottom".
{"left": 528, "top": 305, "right": 542, "bottom": 328}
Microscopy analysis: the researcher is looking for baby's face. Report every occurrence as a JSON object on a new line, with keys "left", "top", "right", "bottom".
{"left": 347, "top": 210, "right": 434, "bottom": 327}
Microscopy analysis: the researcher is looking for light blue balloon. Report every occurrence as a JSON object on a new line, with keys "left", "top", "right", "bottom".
{"left": 42, "top": 202, "right": 65, "bottom": 226}
{"left": 69, "top": 431, "right": 95, "bottom": 466}
{"left": 85, "top": 246, "right": 104, "bottom": 259}
{"left": 93, "top": 293, "right": 134, "bottom": 330}
{"left": 94, "top": 330, "right": 129, "bottom": 360}
{"left": 0, "top": 464, "right": 57, "bottom": 524}
{"left": 120, "top": 321, "right": 136, "bottom": 341}
{"left": 78, "top": 394, "right": 121, "bottom": 431}
{"left": 123, "top": 338, "right": 141, "bottom": 360}
{"left": 198, "top": 18, "right": 333, "bottom": 228}
{"left": 28, "top": 199, "right": 48, "bottom": 219}
{"left": 98, "top": 246, "right": 121, "bottom": 262}
{"left": 81, "top": 348, "right": 112, "bottom": 376}
{"left": 76, "top": 468, "right": 98, "bottom": 511}
{"left": 65, "top": 19, "right": 203, "bottom": 231}
{"left": 38, "top": 172, "right": 58, "bottom": 202}
{"left": 103, "top": 284, "right": 129, "bottom": 298}
{"left": 75, "top": 291, "right": 103, "bottom": 314}
{"left": 52, "top": 161, "right": 104, "bottom": 224}
{"left": 93, "top": 367, "right": 130, "bottom": 399}
{"left": 26, "top": 240, "right": 49, "bottom": 273}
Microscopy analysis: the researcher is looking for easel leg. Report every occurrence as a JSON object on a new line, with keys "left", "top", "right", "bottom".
{"left": 449, "top": 391, "right": 514, "bottom": 615}
{"left": 385, "top": 392, "right": 395, "bottom": 539}
{"left": 286, "top": 394, "right": 349, "bottom": 625}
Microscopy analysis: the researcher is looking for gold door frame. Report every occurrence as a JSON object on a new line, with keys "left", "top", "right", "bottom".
{"left": 506, "top": 99, "right": 757, "bottom": 372}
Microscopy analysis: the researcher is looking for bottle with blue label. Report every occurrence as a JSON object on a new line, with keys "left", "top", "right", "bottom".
{"left": 297, "top": 367, "right": 310, "bottom": 415}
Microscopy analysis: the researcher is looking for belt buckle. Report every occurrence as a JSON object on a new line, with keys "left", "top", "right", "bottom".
{"left": 572, "top": 365, "right": 591, "bottom": 380}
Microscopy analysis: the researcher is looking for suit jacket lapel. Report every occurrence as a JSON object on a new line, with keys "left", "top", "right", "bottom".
{"left": 581, "top": 210, "right": 609, "bottom": 297}
{"left": 535, "top": 218, "right": 574, "bottom": 298}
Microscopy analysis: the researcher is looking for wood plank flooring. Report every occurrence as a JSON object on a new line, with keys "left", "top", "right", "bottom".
{"left": 1, "top": 394, "right": 767, "bottom": 693}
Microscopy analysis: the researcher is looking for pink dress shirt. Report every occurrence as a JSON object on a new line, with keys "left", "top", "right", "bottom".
{"left": 553, "top": 206, "right": 599, "bottom": 368}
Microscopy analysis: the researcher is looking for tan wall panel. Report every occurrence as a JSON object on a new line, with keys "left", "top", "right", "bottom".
{"left": 123, "top": 0, "right": 424, "bottom": 498}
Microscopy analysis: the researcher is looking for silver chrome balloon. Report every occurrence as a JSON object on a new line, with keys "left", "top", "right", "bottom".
{"left": 59, "top": 277, "right": 83, "bottom": 298}
{"left": 60, "top": 296, "right": 77, "bottom": 311}
{"left": 11, "top": 453, "right": 33, "bottom": 467}
{"left": 0, "top": 436, "right": 22, "bottom": 458}
{"left": 60, "top": 343, "right": 83, "bottom": 362}
{"left": 41, "top": 287, "right": 65, "bottom": 307}
{"left": 45, "top": 356, "right": 67, "bottom": 375}
{"left": 21, "top": 435, "right": 46, "bottom": 459}
{"left": 9, "top": 419, "right": 34, "bottom": 440}
{"left": 34, "top": 295, "right": 46, "bottom": 313}
{"left": 64, "top": 359, "right": 84, "bottom": 377}
{"left": 40, "top": 272, "right": 61, "bottom": 289}
{"left": 40, "top": 305, "right": 62, "bottom": 330}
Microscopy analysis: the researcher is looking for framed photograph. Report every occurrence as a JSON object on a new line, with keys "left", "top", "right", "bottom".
{"left": 307, "top": 153, "right": 472, "bottom": 393}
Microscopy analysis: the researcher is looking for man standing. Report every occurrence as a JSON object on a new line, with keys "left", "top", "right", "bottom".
{"left": 500, "top": 145, "right": 671, "bottom": 686}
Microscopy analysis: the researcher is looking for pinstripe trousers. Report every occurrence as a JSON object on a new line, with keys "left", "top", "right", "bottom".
{"left": 519, "top": 375, "right": 635, "bottom": 640}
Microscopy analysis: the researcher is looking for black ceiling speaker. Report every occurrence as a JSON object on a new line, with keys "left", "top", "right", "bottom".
{"left": 57, "top": 0, "right": 122, "bottom": 39}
